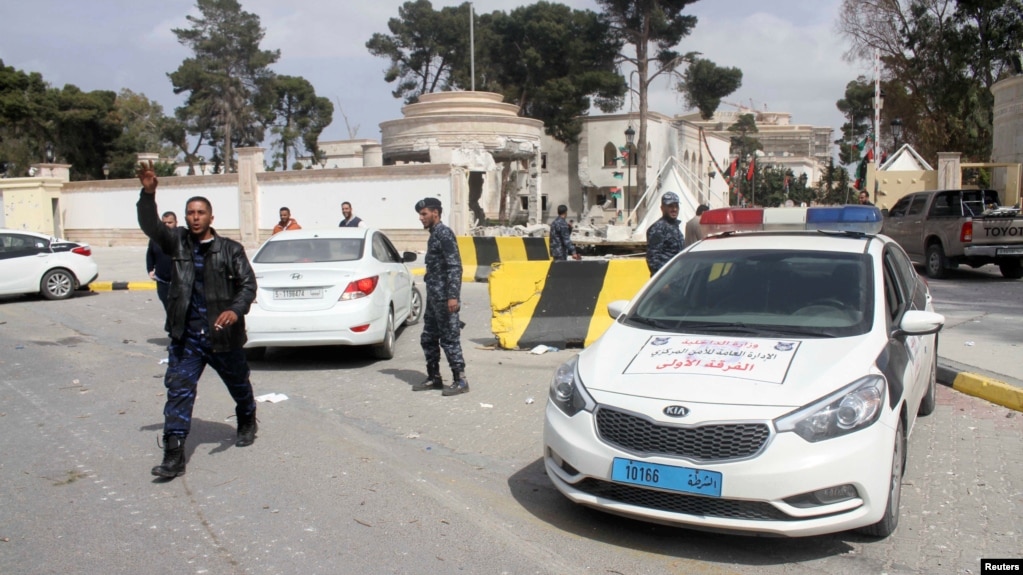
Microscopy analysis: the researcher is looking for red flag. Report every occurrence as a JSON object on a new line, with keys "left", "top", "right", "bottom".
{"left": 746, "top": 158, "right": 755, "bottom": 181}
{"left": 728, "top": 158, "right": 738, "bottom": 178}
{"left": 865, "top": 148, "right": 874, "bottom": 162}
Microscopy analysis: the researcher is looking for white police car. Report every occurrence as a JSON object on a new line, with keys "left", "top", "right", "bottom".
{"left": 543, "top": 206, "right": 944, "bottom": 538}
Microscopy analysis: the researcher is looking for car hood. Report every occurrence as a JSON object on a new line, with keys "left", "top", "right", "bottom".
{"left": 578, "top": 321, "right": 881, "bottom": 408}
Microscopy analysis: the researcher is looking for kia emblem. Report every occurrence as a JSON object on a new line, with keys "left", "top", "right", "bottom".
{"left": 663, "top": 405, "right": 690, "bottom": 417}
{"left": 291, "top": 273, "right": 302, "bottom": 280}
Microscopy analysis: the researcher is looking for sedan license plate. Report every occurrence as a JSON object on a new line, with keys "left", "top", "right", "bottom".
{"left": 996, "top": 247, "right": 1023, "bottom": 256}
{"left": 274, "top": 288, "right": 323, "bottom": 300}
{"left": 611, "top": 458, "right": 722, "bottom": 497}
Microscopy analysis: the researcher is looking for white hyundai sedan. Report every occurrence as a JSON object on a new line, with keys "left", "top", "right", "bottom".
{"left": 0, "top": 228, "right": 99, "bottom": 300}
{"left": 244, "top": 228, "right": 422, "bottom": 360}
{"left": 543, "top": 206, "right": 944, "bottom": 538}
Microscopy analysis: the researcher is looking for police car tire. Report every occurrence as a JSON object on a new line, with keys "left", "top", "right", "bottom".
{"left": 857, "top": 419, "right": 905, "bottom": 538}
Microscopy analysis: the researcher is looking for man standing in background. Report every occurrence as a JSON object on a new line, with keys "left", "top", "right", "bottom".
{"left": 646, "top": 192, "right": 685, "bottom": 274}
{"left": 684, "top": 204, "right": 709, "bottom": 248}
{"left": 549, "top": 205, "right": 581, "bottom": 261}
{"left": 147, "top": 211, "right": 177, "bottom": 316}
{"left": 338, "top": 202, "right": 364, "bottom": 227}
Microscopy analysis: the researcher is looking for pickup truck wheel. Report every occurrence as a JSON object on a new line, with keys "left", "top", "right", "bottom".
{"left": 998, "top": 258, "right": 1023, "bottom": 279}
{"left": 925, "top": 244, "right": 948, "bottom": 279}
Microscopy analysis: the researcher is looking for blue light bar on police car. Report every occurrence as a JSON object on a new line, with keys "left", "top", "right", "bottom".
{"left": 700, "top": 206, "right": 883, "bottom": 236}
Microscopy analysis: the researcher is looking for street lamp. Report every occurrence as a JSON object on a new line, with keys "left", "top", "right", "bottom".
{"left": 890, "top": 118, "right": 903, "bottom": 151}
{"left": 102, "top": 163, "right": 110, "bottom": 179}
{"left": 45, "top": 142, "right": 54, "bottom": 163}
{"left": 624, "top": 124, "right": 635, "bottom": 219}
{"left": 198, "top": 155, "right": 206, "bottom": 175}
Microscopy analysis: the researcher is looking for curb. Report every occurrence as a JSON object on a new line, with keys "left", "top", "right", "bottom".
{"left": 937, "top": 360, "right": 1023, "bottom": 413}
{"left": 90, "top": 281, "right": 157, "bottom": 292}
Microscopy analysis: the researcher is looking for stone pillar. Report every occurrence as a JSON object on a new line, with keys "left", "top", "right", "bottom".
{"left": 937, "top": 152, "right": 962, "bottom": 189}
{"left": 235, "top": 147, "right": 264, "bottom": 248}
{"left": 30, "top": 163, "right": 71, "bottom": 182}
{"left": 362, "top": 144, "right": 383, "bottom": 167}
{"left": 449, "top": 166, "right": 469, "bottom": 235}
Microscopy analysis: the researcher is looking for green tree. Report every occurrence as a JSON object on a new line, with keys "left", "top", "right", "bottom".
{"left": 834, "top": 77, "right": 874, "bottom": 166}
{"left": 597, "top": 0, "right": 700, "bottom": 200}
{"left": 678, "top": 57, "right": 742, "bottom": 120}
{"left": 267, "top": 75, "right": 334, "bottom": 170}
{"left": 169, "top": 0, "right": 280, "bottom": 173}
{"left": 0, "top": 60, "right": 53, "bottom": 177}
{"left": 51, "top": 85, "right": 122, "bottom": 181}
{"left": 483, "top": 2, "right": 625, "bottom": 143}
{"left": 838, "top": 0, "right": 1023, "bottom": 161}
{"left": 366, "top": 0, "right": 470, "bottom": 103}
{"left": 107, "top": 89, "right": 179, "bottom": 179}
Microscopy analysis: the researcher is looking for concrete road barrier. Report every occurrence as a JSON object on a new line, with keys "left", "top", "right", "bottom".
{"left": 489, "top": 259, "right": 649, "bottom": 349}
{"left": 457, "top": 236, "right": 550, "bottom": 282}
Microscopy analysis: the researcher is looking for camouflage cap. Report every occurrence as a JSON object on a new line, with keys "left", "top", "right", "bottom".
{"left": 415, "top": 197, "right": 442, "bottom": 212}
{"left": 661, "top": 191, "right": 680, "bottom": 205}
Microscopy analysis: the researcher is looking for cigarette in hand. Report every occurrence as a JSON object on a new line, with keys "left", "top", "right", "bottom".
{"left": 215, "top": 324, "right": 223, "bottom": 330}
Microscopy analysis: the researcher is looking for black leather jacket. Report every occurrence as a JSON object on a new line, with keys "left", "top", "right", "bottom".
{"left": 137, "top": 191, "right": 256, "bottom": 352}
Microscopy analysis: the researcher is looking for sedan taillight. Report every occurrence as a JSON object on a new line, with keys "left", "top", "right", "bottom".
{"left": 72, "top": 245, "right": 92, "bottom": 256}
{"left": 340, "top": 276, "right": 378, "bottom": 300}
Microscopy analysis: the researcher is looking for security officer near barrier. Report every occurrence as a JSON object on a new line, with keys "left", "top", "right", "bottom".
{"left": 411, "top": 197, "right": 469, "bottom": 396}
{"left": 550, "top": 204, "right": 581, "bottom": 261}
{"left": 646, "top": 191, "right": 685, "bottom": 274}
{"left": 136, "top": 161, "right": 259, "bottom": 479}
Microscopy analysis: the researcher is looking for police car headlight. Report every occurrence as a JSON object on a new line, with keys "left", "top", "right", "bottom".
{"left": 549, "top": 356, "right": 595, "bottom": 417}
{"left": 774, "top": 375, "right": 886, "bottom": 442}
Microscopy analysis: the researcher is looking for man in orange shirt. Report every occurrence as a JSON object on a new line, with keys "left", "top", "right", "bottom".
{"left": 272, "top": 206, "right": 301, "bottom": 235}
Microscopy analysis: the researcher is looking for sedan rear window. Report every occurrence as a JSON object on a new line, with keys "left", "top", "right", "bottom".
{"left": 626, "top": 250, "right": 874, "bottom": 338}
{"left": 254, "top": 238, "right": 364, "bottom": 264}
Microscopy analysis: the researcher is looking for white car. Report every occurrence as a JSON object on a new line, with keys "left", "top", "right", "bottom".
{"left": 543, "top": 206, "right": 944, "bottom": 538}
{"left": 244, "top": 228, "right": 423, "bottom": 360}
{"left": 0, "top": 229, "right": 99, "bottom": 300}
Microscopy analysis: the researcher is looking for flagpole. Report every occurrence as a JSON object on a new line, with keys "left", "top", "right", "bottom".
{"left": 470, "top": 2, "right": 475, "bottom": 91}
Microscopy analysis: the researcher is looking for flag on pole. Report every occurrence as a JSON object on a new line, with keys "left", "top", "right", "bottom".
{"left": 612, "top": 171, "right": 623, "bottom": 180}
{"left": 746, "top": 157, "right": 755, "bottom": 181}
{"left": 728, "top": 158, "right": 738, "bottom": 178}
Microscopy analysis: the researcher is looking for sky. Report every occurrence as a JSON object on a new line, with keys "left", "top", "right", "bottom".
{"left": 1, "top": 0, "right": 871, "bottom": 151}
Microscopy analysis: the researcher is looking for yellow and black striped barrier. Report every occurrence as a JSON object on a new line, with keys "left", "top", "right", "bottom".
{"left": 457, "top": 236, "right": 550, "bottom": 282}
{"left": 489, "top": 259, "right": 649, "bottom": 349}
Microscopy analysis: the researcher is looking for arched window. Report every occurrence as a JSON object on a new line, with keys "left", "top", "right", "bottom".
{"left": 603, "top": 142, "right": 618, "bottom": 167}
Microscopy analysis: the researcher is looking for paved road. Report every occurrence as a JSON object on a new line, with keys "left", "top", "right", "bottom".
{"left": 1, "top": 265, "right": 1020, "bottom": 574}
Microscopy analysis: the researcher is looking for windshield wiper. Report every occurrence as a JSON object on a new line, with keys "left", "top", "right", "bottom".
{"left": 675, "top": 321, "right": 764, "bottom": 334}
{"left": 627, "top": 316, "right": 678, "bottom": 330}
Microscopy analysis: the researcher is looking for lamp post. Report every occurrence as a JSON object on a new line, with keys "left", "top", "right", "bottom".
{"left": 102, "top": 163, "right": 110, "bottom": 179}
{"left": 624, "top": 124, "right": 635, "bottom": 221}
{"left": 198, "top": 155, "right": 206, "bottom": 176}
{"left": 890, "top": 118, "right": 903, "bottom": 152}
{"left": 45, "top": 142, "right": 54, "bottom": 163}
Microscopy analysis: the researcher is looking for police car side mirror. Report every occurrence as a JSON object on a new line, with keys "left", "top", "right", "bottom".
{"left": 607, "top": 300, "right": 629, "bottom": 319}
{"left": 892, "top": 310, "right": 945, "bottom": 339}
{"left": 403, "top": 251, "right": 417, "bottom": 263}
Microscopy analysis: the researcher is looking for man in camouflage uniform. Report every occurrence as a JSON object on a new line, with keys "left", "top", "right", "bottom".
{"left": 549, "top": 204, "right": 581, "bottom": 261}
{"left": 645, "top": 191, "right": 685, "bottom": 274}
{"left": 411, "top": 197, "right": 469, "bottom": 396}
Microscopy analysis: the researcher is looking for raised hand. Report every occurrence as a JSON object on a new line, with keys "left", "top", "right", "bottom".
{"left": 136, "top": 160, "right": 158, "bottom": 194}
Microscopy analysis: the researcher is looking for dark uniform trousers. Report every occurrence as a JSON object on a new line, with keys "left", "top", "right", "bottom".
{"left": 420, "top": 300, "right": 465, "bottom": 374}
{"left": 164, "top": 331, "right": 256, "bottom": 439}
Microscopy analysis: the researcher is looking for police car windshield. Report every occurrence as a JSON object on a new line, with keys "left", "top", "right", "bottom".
{"left": 626, "top": 250, "right": 874, "bottom": 338}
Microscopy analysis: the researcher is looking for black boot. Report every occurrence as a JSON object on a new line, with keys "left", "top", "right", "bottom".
{"left": 236, "top": 409, "right": 258, "bottom": 447}
{"left": 442, "top": 371, "right": 470, "bottom": 396}
{"left": 151, "top": 435, "right": 186, "bottom": 478}
{"left": 412, "top": 365, "right": 444, "bottom": 391}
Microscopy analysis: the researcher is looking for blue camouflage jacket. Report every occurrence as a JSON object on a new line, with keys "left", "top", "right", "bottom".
{"left": 549, "top": 216, "right": 576, "bottom": 260}
{"left": 425, "top": 222, "right": 462, "bottom": 301}
{"left": 645, "top": 216, "right": 685, "bottom": 274}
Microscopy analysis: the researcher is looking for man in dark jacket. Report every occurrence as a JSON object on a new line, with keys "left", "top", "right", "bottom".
{"left": 136, "top": 162, "right": 259, "bottom": 479}
{"left": 146, "top": 211, "right": 177, "bottom": 316}
{"left": 549, "top": 205, "right": 581, "bottom": 261}
{"left": 645, "top": 191, "right": 685, "bottom": 274}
